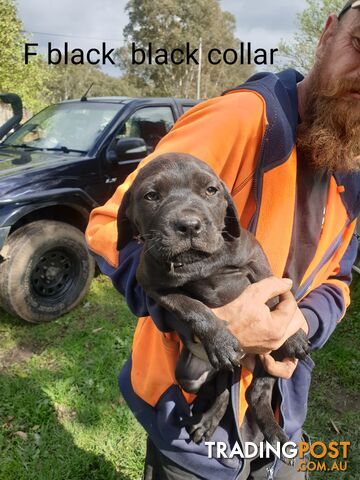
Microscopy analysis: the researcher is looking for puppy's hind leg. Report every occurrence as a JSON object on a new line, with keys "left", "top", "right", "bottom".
{"left": 182, "top": 370, "right": 231, "bottom": 444}
{"left": 175, "top": 346, "right": 216, "bottom": 394}
{"left": 245, "top": 357, "right": 292, "bottom": 465}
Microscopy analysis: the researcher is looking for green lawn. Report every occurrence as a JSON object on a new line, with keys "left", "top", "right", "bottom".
{"left": 0, "top": 275, "right": 359, "bottom": 480}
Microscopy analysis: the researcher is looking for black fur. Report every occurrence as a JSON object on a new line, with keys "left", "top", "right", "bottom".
{"left": 117, "top": 153, "right": 310, "bottom": 459}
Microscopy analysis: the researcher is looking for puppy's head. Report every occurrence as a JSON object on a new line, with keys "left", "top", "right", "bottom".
{"left": 117, "top": 153, "right": 240, "bottom": 264}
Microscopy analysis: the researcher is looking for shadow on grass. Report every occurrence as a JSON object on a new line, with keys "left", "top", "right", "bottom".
{"left": 0, "top": 277, "right": 145, "bottom": 479}
{"left": 0, "top": 373, "right": 133, "bottom": 480}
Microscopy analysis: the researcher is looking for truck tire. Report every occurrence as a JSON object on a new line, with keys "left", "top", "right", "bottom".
{"left": 0, "top": 220, "right": 95, "bottom": 323}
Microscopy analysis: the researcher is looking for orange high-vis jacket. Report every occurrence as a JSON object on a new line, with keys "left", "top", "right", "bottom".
{"left": 86, "top": 70, "right": 359, "bottom": 480}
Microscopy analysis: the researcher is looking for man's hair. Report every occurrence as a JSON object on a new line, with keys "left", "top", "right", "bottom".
{"left": 338, "top": 0, "right": 360, "bottom": 20}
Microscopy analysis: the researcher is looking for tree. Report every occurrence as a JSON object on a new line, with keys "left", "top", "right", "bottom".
{"left": 0, "top": 0, "right": 54, "bottom": 112}
{"left": 118, "top": 0, "right": 254, "bottom": 98}
{"left": 44, "top": 62, "right": 140, "bottom": 103}
{"left": 278, "top": 0, "right": 343, "bottom": 73}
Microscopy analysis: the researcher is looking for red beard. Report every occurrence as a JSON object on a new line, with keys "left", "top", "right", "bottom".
{"left": 297, "top": 68, "right": 360, "bottom": 172}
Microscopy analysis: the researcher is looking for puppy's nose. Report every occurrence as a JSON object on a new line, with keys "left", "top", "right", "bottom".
{"left": 174, "top": 216, "right": 202, "bottom": 236}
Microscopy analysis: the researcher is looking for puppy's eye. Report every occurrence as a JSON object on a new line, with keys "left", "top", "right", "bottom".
{"left": 144, "top": 191, "right": 160, "bottom": 201}
{"left": 206, "top": 186, "right": 218, "bottom": 196}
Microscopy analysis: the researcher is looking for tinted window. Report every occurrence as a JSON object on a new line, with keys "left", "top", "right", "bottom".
{"left": 117, "top": 106, "right": 175, "bottom": 152}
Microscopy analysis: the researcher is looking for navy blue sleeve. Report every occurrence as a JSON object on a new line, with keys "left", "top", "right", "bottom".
{"left": 299, "top": 233, "right": 358, "bottom": 350}
{"left": 94, "top": 241, "right": 148, "bottom": 318}
{"left": 94, "top": 240, "right": 175, "bottom": 332}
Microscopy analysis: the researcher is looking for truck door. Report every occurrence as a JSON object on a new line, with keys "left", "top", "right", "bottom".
{"left": 103, "top": 104, "right": 176, "bottom": 196}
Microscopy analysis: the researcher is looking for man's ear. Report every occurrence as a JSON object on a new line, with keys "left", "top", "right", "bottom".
{"left": 117, "top": 187, "right": 136, "bottom": 250}
{"left": 316, "top": 14, "right": 338, "bottom": 59}
{"left": 221, "top": 181, "right": 241, "bottom": 239}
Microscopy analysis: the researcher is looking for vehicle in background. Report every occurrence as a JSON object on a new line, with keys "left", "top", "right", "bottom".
{"left": 0, "top": 93, "right": 199, "bottom": 322}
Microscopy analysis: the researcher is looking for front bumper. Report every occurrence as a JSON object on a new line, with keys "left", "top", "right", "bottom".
{"left": 0, "top": 226, "right": 11, "bottom": 251}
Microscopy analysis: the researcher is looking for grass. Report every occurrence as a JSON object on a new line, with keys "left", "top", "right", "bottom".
{"left": 0, "top": 276, "right": 145, "bottom": 480}
{"left": 0, "top": 275, "right": 359, "bottom": 479}
{"left": 303, "top": 278, "right": 360, "bottom": 480}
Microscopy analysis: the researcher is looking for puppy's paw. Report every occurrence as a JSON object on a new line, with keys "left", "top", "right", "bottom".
{"left": 266, "top": 428, "right": 294, "bottom": 466}
{"left": 181, "top": 413, "right": 220, "bottom": 444}
{"left": 204, "top": 326, "right": 243, "bottom": 370}
{"left": 279, "top": 329, "right": 310, "bottom": 361}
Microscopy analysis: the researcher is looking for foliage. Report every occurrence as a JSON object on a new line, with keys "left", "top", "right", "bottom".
{"left": 118, "top": 0, "right": 255, "bottom": 98}
{"left": 44, "top": 63, "right": 140, "bottom": 104}
{"left": 0, "top": 0, "right": 139, "bottom": 114}
{"left": 278, "top": 0, "right": 344, "bottom": 73}
{"left": 0, "top": 0, "right": 54, "bottom": 112}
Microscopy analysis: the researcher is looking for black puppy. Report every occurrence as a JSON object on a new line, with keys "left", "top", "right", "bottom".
{"left": 117, "top": 153, "right": 309, "bottom": 456}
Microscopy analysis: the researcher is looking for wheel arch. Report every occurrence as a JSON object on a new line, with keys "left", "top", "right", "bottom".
{"left": 9, "top": 203, "right": 90, "bottom": 234}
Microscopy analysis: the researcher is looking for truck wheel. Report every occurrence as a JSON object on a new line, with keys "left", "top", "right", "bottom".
{"left": 0, "top": 221, "right": 95, "bottom": 323}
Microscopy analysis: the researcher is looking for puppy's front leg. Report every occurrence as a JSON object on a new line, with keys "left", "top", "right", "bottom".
{"left": 149, "top": 290, "right": 244, "bottom": 371}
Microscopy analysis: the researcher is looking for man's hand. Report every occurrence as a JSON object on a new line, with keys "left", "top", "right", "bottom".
{"left": 260, "top": 307, "right": 309, "bottom": 378}
{"left": 240, "top": 354, "right": 299, "bottom": 380}
{"left": 212, "top": 276, "right": 307, "bottom": 355}
{"left": 259, "top": 355, "right": 298, "bottom": 380}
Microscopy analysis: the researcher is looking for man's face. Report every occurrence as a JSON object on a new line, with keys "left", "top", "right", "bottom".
{"left": 319, "top": 9, "right": 360, "bottom": 107}
{"left": 297, "top": 9, "right": 360, "bottom": 172}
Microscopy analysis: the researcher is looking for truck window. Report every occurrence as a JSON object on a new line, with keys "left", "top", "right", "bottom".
{"left": 117, "top": 106, "right": 175, "bottom": 152}
{"left": 3, "top": 102, "right": 123, "bottom": 153}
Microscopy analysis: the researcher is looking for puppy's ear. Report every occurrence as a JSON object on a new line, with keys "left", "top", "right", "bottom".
{"left": 117, "top": 187, "right": 136, "bottom": 250}
{"left": 221, "top": 181, "right": 241, "bottom": 239}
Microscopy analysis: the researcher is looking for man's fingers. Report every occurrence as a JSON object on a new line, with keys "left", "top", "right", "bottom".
{"left": 260, "top": 355, "right": 298, "bottom": 379}
{"left": 271, "top": 291, "right": 297, "bottom": 321}
{"left": 251, "top": 277, "right": 293, "bottom": 303}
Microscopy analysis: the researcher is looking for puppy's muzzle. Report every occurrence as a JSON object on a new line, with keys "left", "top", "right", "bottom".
{"left": 173, "top": 215, "right": 203, "bottom": 238}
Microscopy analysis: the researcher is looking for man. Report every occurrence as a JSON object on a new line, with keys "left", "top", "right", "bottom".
{"left": 85, "top": 1, "right": 360, "bottom": 479}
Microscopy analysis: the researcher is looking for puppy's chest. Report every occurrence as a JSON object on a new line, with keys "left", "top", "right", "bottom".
{"left": 183, "top": 268, "right": 251, "bottom": 308}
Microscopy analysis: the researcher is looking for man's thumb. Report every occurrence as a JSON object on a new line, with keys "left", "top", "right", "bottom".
{"left": 255, "top": 276, "right": 292, "bottom": 302}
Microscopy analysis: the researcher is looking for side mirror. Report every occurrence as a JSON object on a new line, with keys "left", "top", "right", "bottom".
{"left": 106, "top": 137, "right": 148, "bottom": 163}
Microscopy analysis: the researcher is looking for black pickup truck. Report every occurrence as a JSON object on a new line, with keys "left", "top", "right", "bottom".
{"left": 0, "top": 93, "right": 198, "bottom": 322}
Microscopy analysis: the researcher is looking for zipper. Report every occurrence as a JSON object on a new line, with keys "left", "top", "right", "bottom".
{"left": 231, "top": 126, "right": 267, "bottom": 478}
{"left": 267, "top": 376, "right": 286, "bottom": 480}
{"left": 247, "top": 124, "right": 269, "bottom": 234}
{"left": 231, "top": 169, "right": 256, "bottom": 197}
{"left": 231, "top": 367, "right": 247, "bottom": 479}
{"left": 266, "top": 462, "right": 276, "bottom": 480}
{"left": 248, "top": 165, "right": 262, "bottom": 234}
